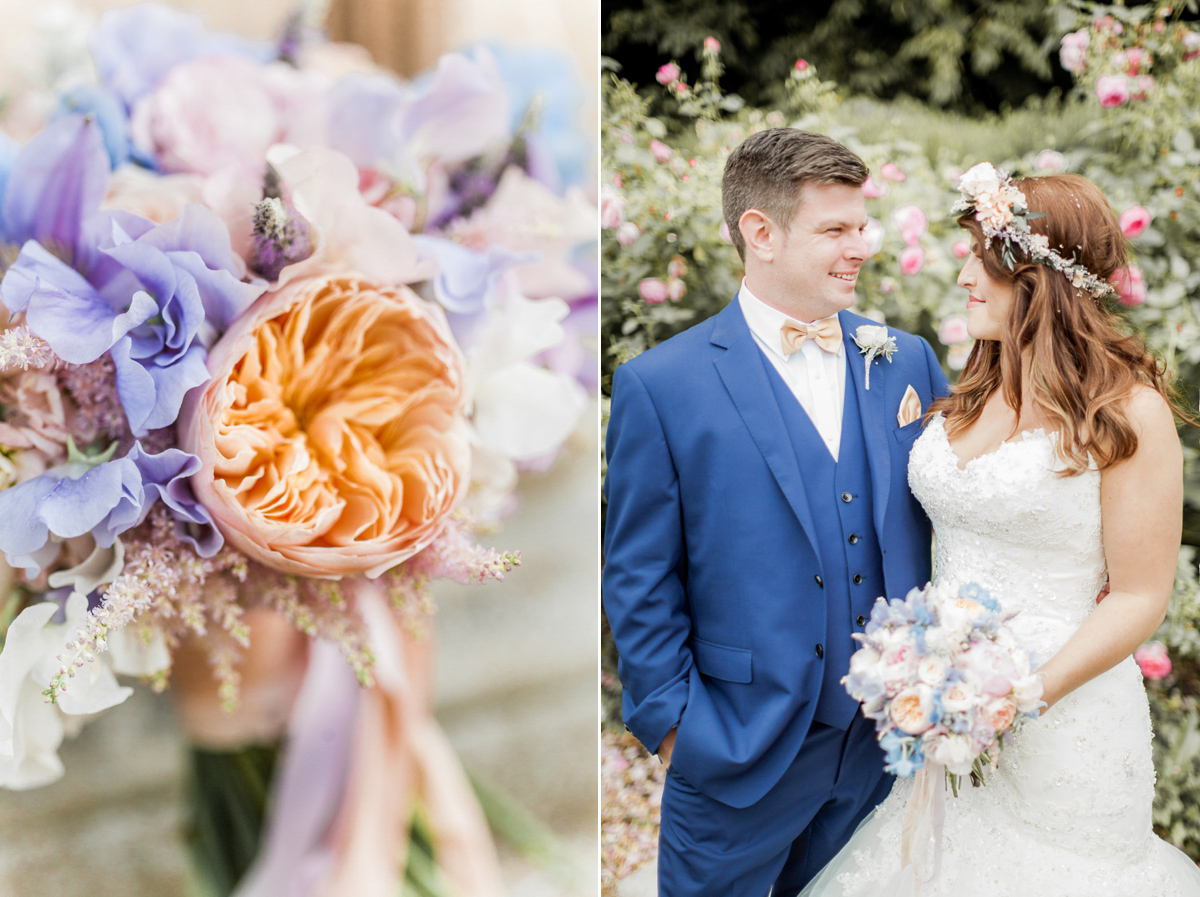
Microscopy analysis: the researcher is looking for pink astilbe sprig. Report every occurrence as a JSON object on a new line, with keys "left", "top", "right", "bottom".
{"left": 257, "top": 571, "right": 376, "bottom": 687}
{"left": 379, "top": 515, "right": 520, "bottom": 634}
{"left": 43, "top": 507, "right": 250, "bottom": 704}
{"left": 56, "top": 355, "right": 127, "bottom": 442}
{"left": 0, "top": 324, "right": 57, "bottom": 373}
{"left": 404, "top": 515, "right": 521, "bottom": 585}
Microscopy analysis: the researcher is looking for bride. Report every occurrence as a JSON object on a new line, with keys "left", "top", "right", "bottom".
{"left": 801, "top": 166, "right": 1200, "bottom": 896}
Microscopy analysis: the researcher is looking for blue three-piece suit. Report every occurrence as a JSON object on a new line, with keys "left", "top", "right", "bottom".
{"left": 603, "top": 300, "right": 949, "bottom": 896}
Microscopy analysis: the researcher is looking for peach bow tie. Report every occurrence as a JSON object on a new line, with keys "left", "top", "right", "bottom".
{"left": 780, "top": 316, "right": 843, "bottom": 356}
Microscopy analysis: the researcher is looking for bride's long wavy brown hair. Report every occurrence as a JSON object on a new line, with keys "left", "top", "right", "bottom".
{"left": 930, "top": 173, "right": 1192, "bottom": 474}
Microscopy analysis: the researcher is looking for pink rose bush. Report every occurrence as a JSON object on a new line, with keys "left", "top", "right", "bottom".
{"left": 1112, "top": 265, "right": 1147, "bottom": 306}
{"left": 1135, "top": 642, "right": 1172, "bottom": 680}
{"left": 843, "top": 581, "right": 1043, "bottom": 786}
{"left": 1096, "top": 74, "right": 1131, "bottom": 107}
{"left": 1119, "top": 205, "right": 1152, "bottom": 238}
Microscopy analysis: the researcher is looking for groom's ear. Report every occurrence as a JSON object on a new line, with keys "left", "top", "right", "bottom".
{"left": 739, "top": 209, "right": 775, "bottom": 264}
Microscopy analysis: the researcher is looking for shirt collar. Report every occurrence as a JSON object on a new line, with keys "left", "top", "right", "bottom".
{"left": 737, "top": 279, "right": 842, "bottom": 360}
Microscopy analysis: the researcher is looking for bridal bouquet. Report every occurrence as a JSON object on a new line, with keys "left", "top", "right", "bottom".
{"left": 0, "top": 3, "right": 594, "bottom": 895}
{"left": 843, "top": 581, "right": 1044, "bottom": 794}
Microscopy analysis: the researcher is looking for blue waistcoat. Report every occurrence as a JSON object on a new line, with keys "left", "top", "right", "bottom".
{"left": 763, "top": 355, "right": 886, "bottom": 729}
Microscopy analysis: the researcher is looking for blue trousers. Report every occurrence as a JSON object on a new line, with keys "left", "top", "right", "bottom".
{"left": 657, "top": 713, "right": 891, "bottom": 897}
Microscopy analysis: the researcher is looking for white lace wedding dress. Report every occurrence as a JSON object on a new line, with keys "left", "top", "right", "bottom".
{"left": 800, "top": 413, "right": 1200, "bottom": 896}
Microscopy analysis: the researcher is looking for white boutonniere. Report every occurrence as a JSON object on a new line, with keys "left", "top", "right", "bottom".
{"left": 853, "top": 325, "right": 897, "bottom": 390}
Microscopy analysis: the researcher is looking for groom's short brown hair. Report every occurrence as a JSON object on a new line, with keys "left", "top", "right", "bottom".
{"left": 722, "top": 129, "right": 869, "bottom": 261}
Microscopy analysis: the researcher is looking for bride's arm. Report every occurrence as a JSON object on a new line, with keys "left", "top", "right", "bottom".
{"left": 1036, "top": 386, "right": 1182, "bottom": 711}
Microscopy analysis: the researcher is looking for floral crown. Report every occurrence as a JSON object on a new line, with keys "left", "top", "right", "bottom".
{"left": 951, "top": 162, "right": 1117, "bottom": 300}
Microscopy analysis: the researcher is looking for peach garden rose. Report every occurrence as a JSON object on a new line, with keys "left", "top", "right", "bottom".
{"left": 179, "top": 270, "right": 470, "bottom": 579}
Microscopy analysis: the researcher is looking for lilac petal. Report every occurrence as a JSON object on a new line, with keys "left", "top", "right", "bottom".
{"left": 90, "top": 5, "right": 274, "bottom": 110}
{"left": 399, "top": 50, "right": 511, "bottom": 165}
{"left": 167, "top": 250, "right": 263, "bottom": 334}
{"left": 413, "top": 236, "right": 534, "bottom": 315}
{"left": 2, "top": 115, "right": 110, "bottom": 256}
{"left": 0, "top": 240, "right": 97, "bottom": 315}
{"left": 77, "top": 209, "right": 157, "bottom": 287}
{"left": 112, "top": 338, "right": 210, "bottom": 436}
{"left": 127, "top": 443, "right": 223, "bottom": 557}
{"left": 25, "top": 280, "right": 157, "bottom": 364}
{"left": 37, "top": 458, "right": 144, "bottom": 547}
{"left": 142, "top": 344, "right": 211, "bottom": 431}
{"left": 0, "top": 475, "right": 58, "bottom": 561}
{"left": 326, "top": 74, "right": 407, "bottom": 170}
{"left": 232, "top": 640, "right": 360, "bottom": 897}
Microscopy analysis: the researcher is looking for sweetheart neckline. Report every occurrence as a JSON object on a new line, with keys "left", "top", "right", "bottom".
{"left": 928, "top": 412, "right": 1054, "bottom": 473}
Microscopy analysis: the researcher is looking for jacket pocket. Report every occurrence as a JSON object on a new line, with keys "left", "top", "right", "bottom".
{"left": 891, "top": 418, "right": 924, "bottom": 444}
{"left": 692, "top": 637, "right": 753, "bottom": 683}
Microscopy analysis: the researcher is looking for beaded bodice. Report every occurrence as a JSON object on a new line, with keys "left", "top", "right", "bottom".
{"left": 908, "top": 413, "right": 1108, "bottom": 664}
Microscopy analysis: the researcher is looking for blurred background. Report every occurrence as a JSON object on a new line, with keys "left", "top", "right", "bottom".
{"left": 602, "top": 1, "right": 1200, "bottom": 895}
{"left": 0, "top": 1, "right": 599, "bottom": 895}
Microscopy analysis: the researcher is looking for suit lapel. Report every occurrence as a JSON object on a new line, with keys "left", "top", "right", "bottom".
{"left": 840, "top": 311, "right": 891, "bottom": 541}
{"left": 711, "top": 302, "right": 821, "bottom": 562}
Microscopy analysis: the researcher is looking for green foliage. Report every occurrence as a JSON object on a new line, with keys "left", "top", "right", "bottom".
{"left": 604, "top": 0, "right": 1067, "bottom": 112}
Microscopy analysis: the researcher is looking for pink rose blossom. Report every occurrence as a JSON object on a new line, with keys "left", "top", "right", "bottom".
{"left": 890, "top": 685, "right": 934, "bottom": 735}
{"left": 600, "top": 188, "right": 626, "bottom": 229}
{"left": 899, "top": 245, "right": 925, "bottom": 276}
{"left": 951, "top": 240, "right": 971, "bottom": 259}
{"left": 881, "top": 162, "right": 906, "bottom": 182}
{"left": 1119, "top": 205, "right": 1151, "bottom": 238}
{"left": 1035, "top": 150, "right": 1066, "bottom": 173}
{"left": 650, "top": 139, "right": 672, "bottom": 163}
{"left": 891, "top": 204, "right": 927, "bottom": 246}
{"left": 1094, "top": 15, "right": 1122, "bottom": 34}
{"left": 668, "top": 279, "right": 687, "bottom": 301}
{"left": 981, "top": 697, "right": 1018, "bottom": 732}
{"left": 638, "top": 278, "right": 669, "bottom": 304}
{"left": 1131, "top": 74, "right": 1156, "bottom": 100}
{"left": 667, "top": 256, "right": 687, "bottom": 279}
{"left": 131, "top": 56, "right": 323, "bottom": 179}
{"left": 1112, "top": 265, "right": 1147, "bottom": 306}
{"left": 794, "top": 59, "right": 809, "bottom": 71}
{"left": 861, "top": 176, "right": 889, "bottom": 199}
{"left": 1059, "top": 29, "right": 1090, "bottom": 73}
{"left": 1095, "top": 74, "right": 1131, "bottom": 108}
{"left": 656, "top": 62, "right": 681, "bottom": 84}
{"left": 1183, "top": 31, "right": 1200, "bottom": 61}
{"left": 938, "top": 315, "right": 970, "bottom": 346}
{"left": 704, "top": 36, "right": 721, "bottom": 54}
{"left": 1134, "top": 642, "right": 1172, "bottom": 679}
{"left": 1117, "top": 47, "right": 1149, "bottom": 75}
{"left": 616, "top": 222, "right": 640, "bottom": 247}
{"left": 674, "top": 82, "right": 689, "bottom": 94}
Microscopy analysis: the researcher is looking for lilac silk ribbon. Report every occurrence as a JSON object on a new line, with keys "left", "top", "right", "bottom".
{"left": 899, "top": 761, "right": 946, "bottom": 891}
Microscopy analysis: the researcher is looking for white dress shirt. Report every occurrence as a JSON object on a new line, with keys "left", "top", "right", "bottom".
{"left": 737, "top": 281, "right": 846, "bottom": 460}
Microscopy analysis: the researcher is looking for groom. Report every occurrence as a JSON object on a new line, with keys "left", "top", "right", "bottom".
{"left": 603, "top": 129, "right": 949, "bottom": 896}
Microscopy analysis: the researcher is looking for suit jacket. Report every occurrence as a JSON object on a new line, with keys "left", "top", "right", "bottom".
{"left": 602, "top": 300, "right": 950, "bottom": 808}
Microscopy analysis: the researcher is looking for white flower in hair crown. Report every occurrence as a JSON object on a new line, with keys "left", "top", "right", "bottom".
{"left": 853, "top": 325, "right": 897, "bottom": 390}
{"left": 951, "top": 162, "right": 1117, "bottom": 300}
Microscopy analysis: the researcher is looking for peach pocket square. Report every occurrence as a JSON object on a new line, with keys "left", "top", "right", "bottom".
{"left": 897, "top": 385, "right": 922, "bottom": 427}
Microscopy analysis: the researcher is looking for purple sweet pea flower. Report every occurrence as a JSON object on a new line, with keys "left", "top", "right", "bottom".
{"left": 326, "top": 49, "right": 510, "bottom": 187}
{"left": 0, "top": 453, "right": 144, "bottom": 574}
{"left": 127, "top": 443, "right": 221, "bottom": 556}
{"left": 89, "top": 3, "right": 274, "bottom": 112}
{"left": 3, "top": 199, "right": 262, "bottom": 436}
{"left": 55, "top": 85, "right": 131, "bottom": 169}
{"left": 1, "top": 116, "right": 110, "bottom": 262}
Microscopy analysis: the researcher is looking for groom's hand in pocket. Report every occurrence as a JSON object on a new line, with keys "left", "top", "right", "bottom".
{"left": 657, "top": 727, "right": 678, "bottom": 767}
